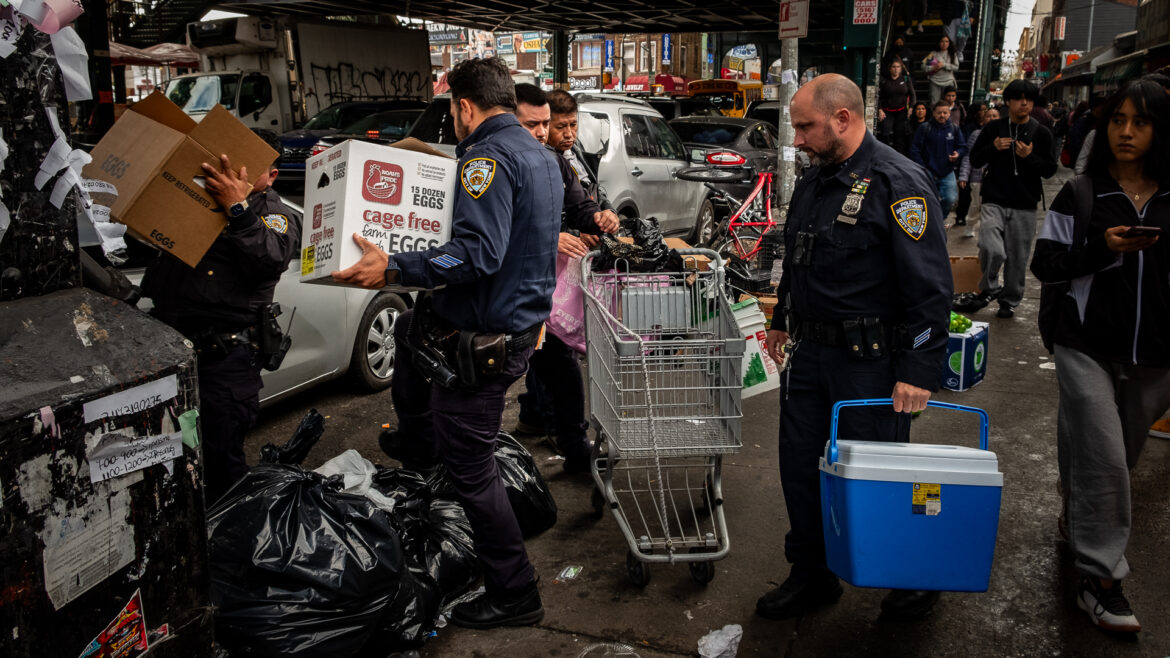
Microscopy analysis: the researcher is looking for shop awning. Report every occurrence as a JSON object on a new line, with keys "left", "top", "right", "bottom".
{"left": 1094, "top": 49, "right": 1147, "bottom": 85}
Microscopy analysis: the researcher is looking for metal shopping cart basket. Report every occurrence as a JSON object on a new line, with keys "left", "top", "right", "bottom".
{"left": 580, "top": 248, "right": 745, "bottom": 586}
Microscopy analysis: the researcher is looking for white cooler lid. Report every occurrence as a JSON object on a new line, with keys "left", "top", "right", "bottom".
{"left": 819, "top": 440, "right": 1003, "bottom": 487}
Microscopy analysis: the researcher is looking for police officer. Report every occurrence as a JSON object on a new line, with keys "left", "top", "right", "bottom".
{"left": 756, "top": 74, "right": 952, "bottom": 621}
{"left": 512, "top": 83, "right": 618, "bottom": 472}
{"left": 333, "top": 57, "right": 561, "bottom": 629}
{"left": 141, "top": 145, "right": 300, "bottom": 504}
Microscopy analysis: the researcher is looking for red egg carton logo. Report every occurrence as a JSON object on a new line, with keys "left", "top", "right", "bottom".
{"left": 362, "top": 160, "right": 404, "bottom": 205}
{"left": 312, "top": 203, "right": 322, "bottom": 229}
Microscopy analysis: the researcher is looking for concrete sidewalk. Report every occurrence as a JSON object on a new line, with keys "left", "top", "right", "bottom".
{"left": 413, "top": 172, "right": 1170, "bottom": 657}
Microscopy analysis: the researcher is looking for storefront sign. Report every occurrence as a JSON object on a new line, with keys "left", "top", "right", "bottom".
{"left": 496, "top": 35, "right": 514, "bottom": 54}
{"left": 521, "top": 31, "right": 545, "bottom": 53}
{"left": 604, "top": 39, "right": 614, "bottom": 71}
{"left": 428, "top": 28, "right": 467, "bottom": 45}
{"left": 662, "top": 33, "right": 672, "bottom": 65}
{"left": 852, "top": 0, "right": 878, "bottom": 25}
{"left": 569, "top": 76, "right": 599, "bottom": 90}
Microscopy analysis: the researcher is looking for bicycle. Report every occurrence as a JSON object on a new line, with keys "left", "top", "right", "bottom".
{"left": 675, "top": 164, "right": 783, "bottom": 292}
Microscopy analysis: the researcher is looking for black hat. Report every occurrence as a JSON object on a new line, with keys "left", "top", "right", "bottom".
{"left": 1003, "top": 79, "right": 1041, "bottom": 102}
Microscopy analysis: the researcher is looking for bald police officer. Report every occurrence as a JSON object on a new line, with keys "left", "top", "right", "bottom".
{"left": 334, "top": 58, "right": 561, "bottom": 629}
{"left": 757, "top": 74, "right": 952, "bottom": 621}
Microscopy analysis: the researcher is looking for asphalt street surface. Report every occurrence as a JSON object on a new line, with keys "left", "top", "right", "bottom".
{"left": 251, "top": 173, "right": 1169, "bottom": 656}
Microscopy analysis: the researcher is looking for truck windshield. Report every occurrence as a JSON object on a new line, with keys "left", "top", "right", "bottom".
{"left": 165, "top": 74, "right": 240, "bottom": 113}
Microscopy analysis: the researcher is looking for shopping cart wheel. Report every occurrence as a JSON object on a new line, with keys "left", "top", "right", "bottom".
{"left": 626, "top": 550, "right": 650, "bottom": 588}
{"left": 590, "top": 487, "right": 606, "bottom": 520}
{"left": 689, "top": 549, "right": 716, "bottom": 585}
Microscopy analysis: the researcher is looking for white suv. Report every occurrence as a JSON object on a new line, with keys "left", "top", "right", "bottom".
{"left": 406, "top": 94, "right": 714, "bottom": 241}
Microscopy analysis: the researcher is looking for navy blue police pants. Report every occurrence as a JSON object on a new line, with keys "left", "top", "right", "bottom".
{"left": 778, "top": 340, "right": 912, "bottom": 568}
{"left": 391, "top": 309, "right": 536, "bottom": 593}
{"left": 198, "top": 344, "right": 262, "bottom": 505}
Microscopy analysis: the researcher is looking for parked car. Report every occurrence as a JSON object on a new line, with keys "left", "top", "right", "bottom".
{"left": 669, "top": 116, "right": 779, "bottom": 207}
{"left": 122, "top": 197, "right": 409, "bottom": 407}
{"left": 629, "top": 94, "right": 724, "bottom": 120}
{"left": 406, "top": 94, "right": 714, "bottom": 240}
{"left": 313, "top": 108, "right": 426, "bottom": 153}
{"left": 279, "top": 99, "right": 426, "bottom": 181}
{"left": 744, "top": 100, "right": 782, "bottom": 128}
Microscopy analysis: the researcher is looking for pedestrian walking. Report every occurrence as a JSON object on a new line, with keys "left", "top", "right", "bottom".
{"left": 941, "top": 0, "right": 974, "bottom": 62}
{"left": 756, "top": 74, "right": 952, "bottom": 623}
{"left": 909, "top": 101, "right": 930, "bottom": 135}
{"left": 923, "top": 36, "right": 960, "bottom": 103}
{"left": 1030, "top": 79, "right": 1170, "bottom": 634}
{"left": 967, "top": 79, "right": 1058, "bottom": 318}
{"left": 902, "top": 0, "right": 927, "bottom": 34}
{"left": 878, "top": 58, "right": 916, "bottom": 156}
{"left": 957, "top": 106, "right": 999, "bottom": 238}
{"left": 333, "top": 57, "right": 562, "bottom": 630}
{"left": 910, "top": 100, "right": 967, "bottom": 218}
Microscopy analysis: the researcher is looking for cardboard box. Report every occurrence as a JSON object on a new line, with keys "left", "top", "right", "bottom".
{"left": 615, "top": 236, "right": 711, "bottom": 270}
{"left": 81, "top": 92, "right": 278, "bottom": 267}
{"left": 941, "top": 321, "right": 989, "bottom": 391}
{"left": 739, "top": 293, "right": 779, "bottom": 327}
{"left": 300, "top": 138, "right": 457, "bottom": 288}
{"left": 951, "top": 256, "right": 982, "bottom": 293}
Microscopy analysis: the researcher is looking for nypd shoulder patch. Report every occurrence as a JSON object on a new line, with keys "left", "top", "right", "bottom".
{"left": 890, "top": 197, "right": 928, "bottom": 241}
{"left": 461, "top": 157, "right": 497, "bottom": 199}
{"left": 262, "top": 213, "right": 289, "bottom": 234}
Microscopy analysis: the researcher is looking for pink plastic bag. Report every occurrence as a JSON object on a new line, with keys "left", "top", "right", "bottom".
{"left": 546, "top": 253, "right": 586, "bottom": 353}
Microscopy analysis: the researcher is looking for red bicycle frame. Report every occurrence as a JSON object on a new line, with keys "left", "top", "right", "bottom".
{"left": 725, "top": 171, "right": 777, "bottom": 260}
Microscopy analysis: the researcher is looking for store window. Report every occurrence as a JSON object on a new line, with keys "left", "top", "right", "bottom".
{"left": 579, "top": 43, "right": 601, "bottom": 69}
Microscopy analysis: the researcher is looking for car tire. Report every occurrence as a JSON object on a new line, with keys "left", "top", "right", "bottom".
{"left": 690, "top": 198, "right": 716, "bottom": 246}
{"left": 349, "top": 292, "right": 407, "bottom": 392}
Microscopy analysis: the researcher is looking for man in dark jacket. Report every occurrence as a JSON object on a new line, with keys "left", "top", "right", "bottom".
{"left": 969, "top": 79, "right": 1058, "bottom": 318}
{"left": 911, "top": 100, "right": 967, "bottom": 217}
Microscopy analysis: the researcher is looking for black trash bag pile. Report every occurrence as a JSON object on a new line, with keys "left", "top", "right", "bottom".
{"left": 593, "top": 216, "right": 685, "bottom": 273}
{"left": 258, "top": 409, "right": 325, "bottom": 465}
{"left": 371, "top": 467, "right": 482, "bottom": 607}
{"left": 208, "top": 464, "right": 440, "bottom": 658}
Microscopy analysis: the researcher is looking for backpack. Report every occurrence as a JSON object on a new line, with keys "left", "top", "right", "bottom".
{"left": 1036, "top": 175, "right": 1094, "bottom": 353}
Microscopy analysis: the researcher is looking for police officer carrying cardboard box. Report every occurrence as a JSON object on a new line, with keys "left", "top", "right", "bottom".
{"left": 141, "top": 141, "right": 300, "bottom": 505}
{"left": 758, "top": 74, "right": 953, "bottom": 621}
{"left": 333, "top": 57, "right": 562, "bottom": 629}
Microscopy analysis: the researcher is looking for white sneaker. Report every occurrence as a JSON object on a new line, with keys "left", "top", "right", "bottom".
{"left": 1078, "top": 577, "right": 1141, "bottom": 633}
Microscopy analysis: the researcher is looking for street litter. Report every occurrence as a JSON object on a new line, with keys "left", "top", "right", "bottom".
{"left": 697, "top": 624, "right": 742, "bottom": 658}
{"left": 554, "top": 565, "right": 584, "bottom": 583}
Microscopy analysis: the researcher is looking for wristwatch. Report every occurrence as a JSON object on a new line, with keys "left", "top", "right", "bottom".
{"left": 228, "top": 200, "right": 249, "bottom": 218}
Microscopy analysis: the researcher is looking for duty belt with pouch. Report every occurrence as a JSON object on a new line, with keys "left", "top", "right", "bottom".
{"left": 454, "top": 324, "right": 542, "bottom": 387}
{"left": 798, "top": 317, "right": 889, "bottom": 360}
{"left": 190, "top": 326, "right": 256, "bottom": 361}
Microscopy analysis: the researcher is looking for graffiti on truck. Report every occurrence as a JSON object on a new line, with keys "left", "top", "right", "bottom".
{"left": 306, "top": 62, "right": 429, "bottom": 115}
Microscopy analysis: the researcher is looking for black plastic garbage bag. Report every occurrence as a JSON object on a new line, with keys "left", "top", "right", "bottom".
{"left": 593, "top": 216, "right": 684, "bottom": 272}
{"left": 208, "top": 464, "right": 439, "bottom": 658}
{"left": 258, "top": 409, "right": 325, "bottom": 465}
{"left": 372, "top": 468, "right": 482, "bottom": 606}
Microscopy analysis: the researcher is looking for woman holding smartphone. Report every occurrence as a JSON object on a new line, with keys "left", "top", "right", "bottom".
{"left": 1030, "top": 79, "right": 1170, "bottom": 634}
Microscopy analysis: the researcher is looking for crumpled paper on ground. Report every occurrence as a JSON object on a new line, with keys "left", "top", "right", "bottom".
{"left": 697, "top": 624, "right": 743, "bottom": 658}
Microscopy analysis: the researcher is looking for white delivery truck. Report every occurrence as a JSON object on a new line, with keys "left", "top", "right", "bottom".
{"left": 164, "top": 16, "right": 432, "bottom": 133}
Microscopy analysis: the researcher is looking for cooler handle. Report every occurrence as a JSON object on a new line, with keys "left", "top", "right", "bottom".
{"left": 828, "top": 398, "right": 990, "bottom": 464}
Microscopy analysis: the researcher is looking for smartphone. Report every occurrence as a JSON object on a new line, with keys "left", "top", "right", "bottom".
{"left": 1122, "top": 226, "right": 1163, "bottom": 239}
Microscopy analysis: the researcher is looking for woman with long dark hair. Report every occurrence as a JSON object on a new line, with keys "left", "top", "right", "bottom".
{"left": 908, "top": 101, "right": 930, "bottom": 135}
{"left": 1030, "top": 79, "right": 1170, "bottom": 635}
{"left": 923, "top": 36, "right": 959, "bottom": 103}
{"left": 878, "top": 57, "right": 916, "bottom": 155}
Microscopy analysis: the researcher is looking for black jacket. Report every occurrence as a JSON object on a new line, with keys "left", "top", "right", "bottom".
{"left": 143, "top": 187, "right": 301, "bottom": 333}
{"left": 878, "top": 74, "right": 916, "bottom": 111}
{"left": 970, "top": 117, "right": 1057, "bottom": 210}
{"left": 1031, "top": 176, "right": 1170, "bottom": 366}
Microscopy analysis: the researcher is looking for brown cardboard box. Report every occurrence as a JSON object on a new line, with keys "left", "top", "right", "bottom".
{"left": 81, "top": 92, "right": 278, "bottom": 267}
{"left": 950, "top": 256, "right": 982, "bottom": 293}
{"left": 614, "top": 236, "right": 711, "bottom": 270}
{"left": 739, "top": 292, "right": 779, "bottom": 326}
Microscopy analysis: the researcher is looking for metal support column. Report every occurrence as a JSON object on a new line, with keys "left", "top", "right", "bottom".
{"left": 777, "top": 37, "right": 800, "bottom": 207}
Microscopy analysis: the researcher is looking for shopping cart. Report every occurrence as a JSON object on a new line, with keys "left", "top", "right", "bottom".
{"left": 580, "top": 248, "right": 745, "bottom": 587}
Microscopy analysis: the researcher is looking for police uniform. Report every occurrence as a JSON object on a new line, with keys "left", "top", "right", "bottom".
{"left": 772, "top": 132, "right": 951, "bottom": 569}
{"left": 141, "top": 187, "right": 301, "bottom": 503}
{"left": 386, "top": 113, "right": 563, "bottom": 595}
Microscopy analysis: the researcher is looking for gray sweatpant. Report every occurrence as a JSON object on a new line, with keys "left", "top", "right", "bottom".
{"left": 1055, "top": 345, "right": 1170, "bottom": 581}
{"left": 977, "top": 203, "right": 1037, "bottom": 307}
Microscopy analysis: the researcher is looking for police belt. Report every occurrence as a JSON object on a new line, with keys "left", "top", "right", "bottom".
{"left": 796, "top": 320, "right": 894, "bottom": 348}
{"left": 504, "top": 323, "right": 543, "bottom": 354}
{"left": 190, "top": 326, "right": 257, "bottom": 355}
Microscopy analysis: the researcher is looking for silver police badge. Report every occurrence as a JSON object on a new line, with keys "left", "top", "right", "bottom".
{"left": 890, "top": 197, "right": 928, "bottom": 240}
{"left": 841, "top": 193, "right": 865, "bottom": 216}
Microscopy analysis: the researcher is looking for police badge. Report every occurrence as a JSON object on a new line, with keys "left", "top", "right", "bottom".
{"left": 841, "top": 193, "right": 865, "bottom": 216}
{"left": 461, "top": 157, "right": 497, "bottom": 199}
{"left": 890, "top": 197, "right": 928, "bottom": 240}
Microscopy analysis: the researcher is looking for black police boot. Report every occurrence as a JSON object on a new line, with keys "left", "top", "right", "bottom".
{"left": 377, "top": 429, "right": 438, "bottom": 470}
{"left": 755, "top": 565, "right": 844, "bottom": 620}
{"left": 450, "top": 580, "right": 544, "bottom": 629}
{"left": 880, "top": 589, "right": 941, "bottom": 621}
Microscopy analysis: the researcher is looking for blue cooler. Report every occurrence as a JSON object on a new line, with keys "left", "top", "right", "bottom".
{"left": 819, "top": 399, "right": 1002, "bottom": 592}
